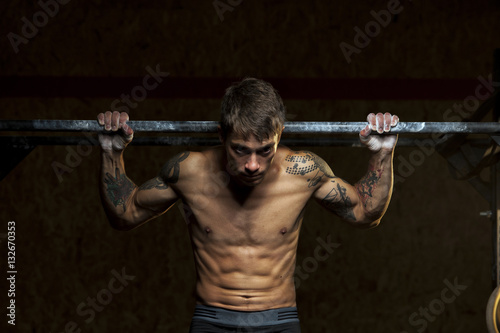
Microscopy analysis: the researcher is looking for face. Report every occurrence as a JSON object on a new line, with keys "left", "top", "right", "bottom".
{"left": 221, "top": 131, "right": 281, "bottom": 187}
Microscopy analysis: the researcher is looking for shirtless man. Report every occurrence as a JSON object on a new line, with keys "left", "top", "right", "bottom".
{"left": 97, "top": 78, "right": 398, "bottom": 332}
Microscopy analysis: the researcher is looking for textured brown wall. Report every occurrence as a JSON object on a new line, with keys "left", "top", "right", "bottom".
{"left": 1, "top": 0, "right": 500, "bottom": 332}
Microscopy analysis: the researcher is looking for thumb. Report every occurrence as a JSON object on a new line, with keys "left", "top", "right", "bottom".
{"left": 122, "top": 123, "right": 134, "bottom": 142}
{"left": 359, "top": 124, "right": 371, "bottom": 139}
{"left": 359, "top": 125, "right": 381, "bottom": 152}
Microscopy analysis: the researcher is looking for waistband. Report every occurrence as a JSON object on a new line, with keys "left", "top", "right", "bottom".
{"left": 192, "top": 304, "right": 299, "bottom": 327}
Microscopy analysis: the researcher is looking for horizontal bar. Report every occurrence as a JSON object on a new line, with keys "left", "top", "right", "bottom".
{"left": 2, "top": 120, "right": 500, "bottom": 134}
{"left": 0, "top": 136, "right": 492, "bottom": 148}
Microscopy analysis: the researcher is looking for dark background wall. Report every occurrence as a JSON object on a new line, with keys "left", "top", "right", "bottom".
{"left": 1, "top": 0, "right": 500, "bottom": 332}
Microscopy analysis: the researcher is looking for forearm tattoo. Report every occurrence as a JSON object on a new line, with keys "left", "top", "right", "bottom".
{"left": 104, "top": 167, "right": 135, "bottom": 211}
{"left": 285, "top": 151, "right": 334, "bottom": 187}
{"left": 355, "top": 167, "right": 383, "bottom": 208}
{"left": 138, "top": 177, "right": 169, "bottom": 191}
{"left": 321, "top": 181, "right": 356, "bottom": 221}
{"left": 161, "top": 151, "right": 190, "bottom": 184}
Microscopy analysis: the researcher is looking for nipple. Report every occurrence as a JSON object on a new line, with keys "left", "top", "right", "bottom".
{"left": 205, "top": 227, "right": 211, "bottom": 234}
{"left": 280, "top": 227, "right": 287, "bottom": 235}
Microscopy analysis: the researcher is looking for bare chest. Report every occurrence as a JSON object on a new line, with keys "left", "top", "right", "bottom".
{"left": 182, "top": 180, "right": 310, "bottom": 245}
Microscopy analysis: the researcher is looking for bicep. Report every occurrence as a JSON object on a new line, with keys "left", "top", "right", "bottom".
{"left": 285, "top": 150, "right": 360, "bottom": 221}
{"left": 131, "top": 176, "right": 179, "bottom": 222}
{"left": 133, "top": 151, "right": 193, "bottom": 216}
{"left": 314, "top": 177, "right": 363, "bottom": 223}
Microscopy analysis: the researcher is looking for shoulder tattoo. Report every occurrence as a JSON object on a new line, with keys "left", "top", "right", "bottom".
{"left": 284, "top": 151, "right": 335, "bottom": 187}
{"left": 160, "top": 151, "right": 190, "bottom": 184}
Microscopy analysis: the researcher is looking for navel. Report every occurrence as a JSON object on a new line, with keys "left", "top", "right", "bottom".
{"left": 280, "top": 227, "right": 287, "bottom": 235}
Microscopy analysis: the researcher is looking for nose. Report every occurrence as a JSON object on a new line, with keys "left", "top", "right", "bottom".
{"left": 245, "top": 154, "right": 260, "bottom": 174}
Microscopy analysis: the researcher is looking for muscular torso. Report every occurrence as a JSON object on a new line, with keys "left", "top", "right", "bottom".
{"left": 173, "top": 146, "right": 318, "bottom": 311}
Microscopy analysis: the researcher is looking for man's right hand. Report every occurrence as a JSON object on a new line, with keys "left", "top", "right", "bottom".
{"left": 97, "top": 111, "right": 134, "bottom": 152}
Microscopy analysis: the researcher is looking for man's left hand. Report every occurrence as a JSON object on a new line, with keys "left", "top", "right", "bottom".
{"left": 359, "top": 112, "right": 399, "bottom": 152}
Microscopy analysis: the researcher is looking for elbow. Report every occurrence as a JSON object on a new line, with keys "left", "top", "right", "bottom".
{"left": 352, "top": 212, "right": 383, "bottom": 229}
{"left": 352, "top": 200, "right": 389, "bottom": 229}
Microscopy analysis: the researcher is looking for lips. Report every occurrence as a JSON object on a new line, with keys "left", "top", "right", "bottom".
{"left": 241, "top": 174, "right": 262, "bottom": 181}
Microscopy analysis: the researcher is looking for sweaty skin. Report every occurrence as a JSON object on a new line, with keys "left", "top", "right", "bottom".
{"left": 97, "top": 111, "right": 397, "bottom": 312}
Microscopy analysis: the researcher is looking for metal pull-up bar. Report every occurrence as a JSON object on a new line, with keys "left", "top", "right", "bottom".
{"left": 1, "top": 119, "right": 500, "bottom": 134}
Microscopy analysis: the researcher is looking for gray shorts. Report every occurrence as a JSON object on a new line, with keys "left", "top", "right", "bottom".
{"left": 189, "top": 304, "right": 301, "bottom": 332}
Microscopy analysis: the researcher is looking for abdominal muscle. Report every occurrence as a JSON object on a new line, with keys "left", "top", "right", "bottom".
{"left": 189, "top": 219, "right": 301, "bottom": 312}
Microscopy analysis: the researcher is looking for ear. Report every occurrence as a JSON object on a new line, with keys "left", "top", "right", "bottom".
{"left": 277, "top": 126, "right": 285, "bottom": 142}
{"left": 218, "top": 125, "right": 225, "bottom": 144}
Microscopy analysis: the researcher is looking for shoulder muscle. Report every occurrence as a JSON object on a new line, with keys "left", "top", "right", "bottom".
{"left": 159, "top": 150, "right": 209, "bottom": 185}
{"left": 282, "top": 149, "right": 335, "bottom": 188}
{"left": 283, "top": 149, "right": 335, "bottom": 177}
{"left": 159, "top": 151, "right": 193, "bottom": 184}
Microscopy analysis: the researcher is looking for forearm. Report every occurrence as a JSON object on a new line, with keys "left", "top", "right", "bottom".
{"left": 99, "top": 149, "right": 138, "bottom": 229}
{"left": 354, "top": 148, "right": 395, "bottom": 223}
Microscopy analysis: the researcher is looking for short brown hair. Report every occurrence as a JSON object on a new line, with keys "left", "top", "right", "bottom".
{"left": 219, "top": 77, "right": 286, "bottom": 141}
